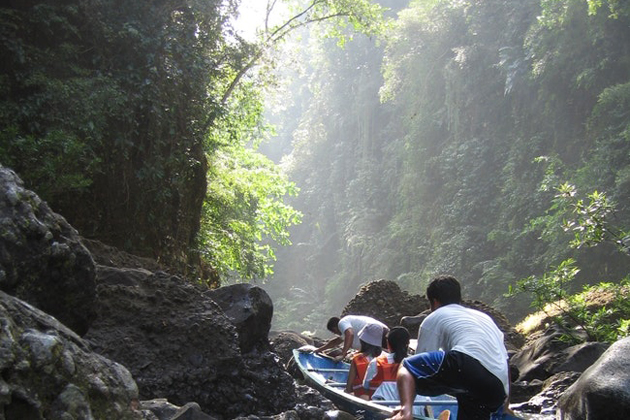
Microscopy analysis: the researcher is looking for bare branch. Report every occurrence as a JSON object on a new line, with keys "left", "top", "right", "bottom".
{"left": 218, "top": 0, "right": 360, "bottom": 109}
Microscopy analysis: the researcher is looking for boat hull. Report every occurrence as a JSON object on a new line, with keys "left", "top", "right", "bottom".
{"left": 292, "top": 349, "right": 457, "bottom": 420}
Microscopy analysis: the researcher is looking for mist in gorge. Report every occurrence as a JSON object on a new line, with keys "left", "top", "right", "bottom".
{"left": 259, "top": 0, "right": 630, "bottom": 335}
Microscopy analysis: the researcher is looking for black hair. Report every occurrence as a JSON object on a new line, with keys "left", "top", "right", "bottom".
{"left": 326, "top": 317, "right": 340, "bottom": 333}
{"left": 359, "top": 340, "right": 382, "bottom": 358}
{"left": 387, "top": 326, "right": 411, "bottom": 363}
{"left": 426, "top": 275, "right": 461, "bottom": 306}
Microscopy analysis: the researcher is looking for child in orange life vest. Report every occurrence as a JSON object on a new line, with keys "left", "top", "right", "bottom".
{"left": 363, "top": 326, "right": 411, "bottom": 400}
{"left": 345, "top": 323, "right": 384, "bottom": 400}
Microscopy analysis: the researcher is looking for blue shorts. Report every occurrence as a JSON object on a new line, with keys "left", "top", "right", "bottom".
{"left": 402, "top": 350, "right": 445, "bottom": 379}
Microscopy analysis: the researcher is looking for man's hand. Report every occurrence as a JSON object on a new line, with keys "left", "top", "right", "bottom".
{"left": 333, "top": 354, "right": 346, "bottom": 363}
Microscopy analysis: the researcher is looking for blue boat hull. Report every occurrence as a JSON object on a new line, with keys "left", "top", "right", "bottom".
{"left": 292, "top": 349, "right": 457, "bottom": 420}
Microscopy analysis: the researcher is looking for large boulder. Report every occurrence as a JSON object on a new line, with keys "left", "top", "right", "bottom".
{"left": 511, "top": 371, "right": 581, "bottom": 416}
{"left": 342, "top": 279, "right": 427, "bottom": 328}
{"left": 207, "top": 283, "right": 273, "bottom": 353}
{"left": 0, "top": 290, "right": 141, "bottom": 419}
{"left": 85, "top": 266, "right": 296, "bottom": 418}
{"left": 0, "top": 166, "right": 96, "bottom": 335}
{"left": 557, "top": 337, "right": 630, "bottom": 419}
{"left": 510, "top": 326, "right": 607, "bottom": 382}
{"left": 270, "top": 330, "right": 318, "bottom": 368}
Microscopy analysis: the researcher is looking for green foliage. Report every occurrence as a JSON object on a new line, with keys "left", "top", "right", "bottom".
{"left": 513, "top": 271, "right": 630, "bottom": 344}
{"left": 0, "top": 0, "right": 391, "bottom": 287}
{"left": 512, "top": 258, "right": 579, "bottom": 313}
{"left": 268, "top": 0, "right": 630, "bottom": 331}
{"left": 0, "top": 0, "right": 235, "bottom": 266}
{"left": 278, "top": 0, "right": 389, "bottom": 43}
{"left": 511, "top": 180, "right": 630, "bottom": 343}
{"left": 200, "top": 81, "right": 302, "bottom": 280}
{"left": 0, "top": 129, "right": 96, "bottom": 200}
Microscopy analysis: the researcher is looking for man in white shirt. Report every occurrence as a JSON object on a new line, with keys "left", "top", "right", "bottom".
{"left": 389, "top": 275, "right": 509, "bottom": 420}
{"left": 314, "top": 314, "right": 389, "bottom": 362}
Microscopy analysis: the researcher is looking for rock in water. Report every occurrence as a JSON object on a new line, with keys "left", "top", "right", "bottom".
{"left": 557, "top": 336, "right": 630, "bottom": 419}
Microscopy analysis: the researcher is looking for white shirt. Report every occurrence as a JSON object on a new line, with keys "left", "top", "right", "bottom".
{"left": 337, "top": 315, "right": 387, "bottom": 350}
{"left": 416, "top": 304, "right": 509, "bottom": 395}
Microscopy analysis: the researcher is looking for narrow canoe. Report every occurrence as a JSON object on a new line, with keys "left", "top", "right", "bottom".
{"left": 292, "top": 349, "right": 457, "bottom": 420}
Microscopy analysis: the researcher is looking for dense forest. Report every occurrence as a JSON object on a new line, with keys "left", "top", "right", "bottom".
{"left": 264, "top": 0, "right": 630, "bottom": 332}
{"left": 1, "top": 1, "right": 630, "bottom": 335}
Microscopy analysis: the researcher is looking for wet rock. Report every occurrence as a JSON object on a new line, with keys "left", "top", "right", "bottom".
{"left": 512, "top": 371, "right": 581, "bottom": 416}
{"left": 140, "top": 398, "right": 181, "bottom": 420}
{"left": 510, "top": 379, "right": 544, "bottom": 403}
{"left": 557, "top": 337, "right": 630, "bottom": 419}
{"left": 270, "top": 330, "right": 318, "bottom": 368}
{"left": 0, "top": 165, "right": 96, "bottom": 335}
{"left": 207, "top": 283, "right": 273, "bottom": 353}
{"left": 510, "top": 326, "right": 607, "bottom": 382}
{"left": 171, "top": 402, "right": 217, "bottom": 420}
{"left": 0, "top": 290, "right": 141, "bottom": 419}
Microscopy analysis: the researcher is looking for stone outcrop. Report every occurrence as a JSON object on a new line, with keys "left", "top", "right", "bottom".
{"left": 84, "top": 266, "right": 297, "bottom": 418}
{"left": 341, "top": 279, "right": 427, "bottom": 328}
{"left": 512, "top": 371, "right": 581, "bottom": 416}
{"left": 557, "top": 336, "right": 630, "bottom": 419}
{"left": 0, "top": 290, "right": 141, "bottom": 419}
{"left": 207, "top": 283, "right": 273, "bottom": 353}
{"left": 270, "top": 331, "right": 320, "bottom": 368}
{"left": 0, "top": 165, "right": 96, "bottom": 335}
{"left": 510, "top": 326, "right": 608, "bottom": 382}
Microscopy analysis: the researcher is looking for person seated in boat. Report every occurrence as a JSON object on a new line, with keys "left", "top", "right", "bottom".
{"left": 345, "top": 323, "right": 384, "bottom": 400}
{"left": 388, "top": 275, "right": 510, "bottom": 420}
{"left": 311, "top": 315, "right": 389, "bottom": 362}
{"left": 363, "top": 326, "right": 410, "bottom": 400}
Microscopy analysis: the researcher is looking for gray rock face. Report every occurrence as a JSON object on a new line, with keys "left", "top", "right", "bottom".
{"left": 85, "top": 267, "right": 297, "bottom": 418}
{"left": 0, "top": 165, "right": 96, "bottom": 335}
{"left": 0, "top": 290, "right": 141, "bottom": 419}
{"left": 207, "top": 283, "right": 273, "bottom": 353}
{"left": 510, "top": 326, "right": 608, "bottom": 382}
{"left": 557, "top": 337, "right": 630, "bottom": 419}
{"left": 342, "top": 279, "right": 427, "bottom": 330}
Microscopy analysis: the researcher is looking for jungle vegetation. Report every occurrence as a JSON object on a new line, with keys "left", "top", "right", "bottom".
{"left": 0, "top": 0, "right": 384, "bottom": 283}
{"left": 264, "top": 0, "right": 630, "bottom": 334}
{"left": 1, "top": 0, "right": 630, "bottom": 337}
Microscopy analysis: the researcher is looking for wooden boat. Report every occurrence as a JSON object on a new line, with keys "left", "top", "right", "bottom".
{"left": 292, "top": 348, "right": 458, "bottom": 420}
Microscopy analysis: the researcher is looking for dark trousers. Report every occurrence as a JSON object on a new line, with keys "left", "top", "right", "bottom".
{"left": 414, "top": 350, "right": 506, "bottom": 420}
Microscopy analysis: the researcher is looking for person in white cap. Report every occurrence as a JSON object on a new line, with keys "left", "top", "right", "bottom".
{"left": 344, "top": 323, "right": 384, "bottom": 399}
{"left": 313, "top": 315, "right": 389, "bottom": 362}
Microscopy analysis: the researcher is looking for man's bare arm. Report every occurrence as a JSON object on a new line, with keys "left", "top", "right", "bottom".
{"left": 314, "top": 336, "right": 343, "bottom": 353}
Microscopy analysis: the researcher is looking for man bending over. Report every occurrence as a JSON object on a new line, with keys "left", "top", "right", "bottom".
{"left": 390, "top": 275, "right": 509, "bottom": 420}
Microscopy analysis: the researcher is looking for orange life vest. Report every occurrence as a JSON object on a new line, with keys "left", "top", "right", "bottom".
{"left": 351, "top": 353, "right": 372, "bottom": 397}
{"left": 368, "top": 354, "right": 400, "bottom": 391}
